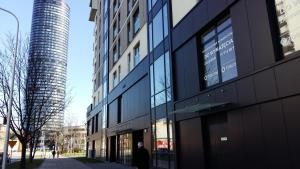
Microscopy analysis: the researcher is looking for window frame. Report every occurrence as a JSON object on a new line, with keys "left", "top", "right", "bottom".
{"left": 133, "top": 8, "right": 141, "bottom": 36}
{"left": 199, "top": 17, "right": 238, "bottom": 89}
{"left": 267, "top": 0, "right": 300, "bottom": 60}
{"left": 134, "top": 43, "right": 140, "bottom": 66}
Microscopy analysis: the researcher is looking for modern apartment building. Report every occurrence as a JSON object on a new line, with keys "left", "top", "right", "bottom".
{"left": 87, "top": 0, "right": 300, "bottom": 168}
{"left": 28, "top": 0, "right": 70, "bottom": 134}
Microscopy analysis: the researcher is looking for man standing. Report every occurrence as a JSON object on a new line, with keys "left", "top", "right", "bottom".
{"left": 134, "top": 142, "right": 149, "bottom": 169}
{"left": 52, "top": 150, "right": 56, "bottom": 159}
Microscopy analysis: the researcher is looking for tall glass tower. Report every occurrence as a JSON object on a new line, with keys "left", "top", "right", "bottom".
{"left": 28, "top": 0, "right": 70, "bottom": 134}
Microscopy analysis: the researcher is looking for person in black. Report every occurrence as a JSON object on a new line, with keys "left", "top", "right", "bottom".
{"left": 52, "top": 150, "right": 56, "bottom": 159}
{"left": 135, "top": 142, "right": 149, "bottom": 169}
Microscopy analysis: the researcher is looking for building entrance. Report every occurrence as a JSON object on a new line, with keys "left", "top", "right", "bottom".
{"left": 109, "top": 136, "right": 117, "bottom": 162}
{"left": 118, "top": 133, "right": 132, "bottom": 165}
{"left": 177, "top": 118, "right": 204, "bottom": 169}
{"left": 203, "top": 113, "right": 230, "bottom": 169}
{"left": 132, "top": 130, "right": 144, "bottom": 166}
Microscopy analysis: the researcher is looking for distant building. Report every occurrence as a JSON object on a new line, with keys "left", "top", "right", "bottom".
{"left": 28, "top": 0, "right": 70, "bottom": 137}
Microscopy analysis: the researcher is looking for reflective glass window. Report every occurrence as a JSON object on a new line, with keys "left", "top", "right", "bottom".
{"left": 133, "top": 8, "right": 140, "bottom": 35}
{"left": 155, "top": 118, "right": 168, "bottom": 168}
{"left": 149, "top": 23, "right": 153, "bottom": 52}
{"left": 153, "top": 9, "right": 163, "bottom": 48}
{"left": 148, "top": 0, "right": 152, "bottom": 11}
{"left": 134, "top": 43, "right": 140, "bottom": 66}
{"left": 163, "top": 4, "right": 169, "bottom": 38}
{"left": 155, "top": 91, "right": 166, "bottom": 107}
{"left": 150, "top": 65, "right": 154, "bottom": 96}
{"left": 201, "top": 18, "right": 237, "bottom": 88}
{"left": 165, "top": 52, "right": 171, "bottom": 88}
{"left": 154, "top": 55, "right": 165, "bottom": 94}
{"left": 275, "top": 0, "right": 300, "bottom": 56}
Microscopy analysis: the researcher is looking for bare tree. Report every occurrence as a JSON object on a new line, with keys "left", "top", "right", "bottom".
{"left": 0, "top": 33, "right": 70, "bottom": 169}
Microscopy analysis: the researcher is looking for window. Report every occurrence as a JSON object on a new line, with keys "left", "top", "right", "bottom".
{"left": 128, "top": 0, "right": 132, "bottom": 15}
{"left": 134, "top": 43, "right": 140, "bottom": 66}
{"left": 128, "top": 53, "right": 132, "bottom": 72}
{"left": 118, "top": 65, "right": 121, "bottom": 82}
{"left": 113, "top": 46, "right": 118, "bottom": 64}
{"left": 155, "top": 118, "right": 169, "bottom": 168}
{"left": 150, "top": 52, "right": 171, "bottom": 108}
{"left": 163, "top": 4, "right": 169, "bottom": 38}
{"left": 95, "top": 114, "right": 99, "bottom": 132}
{"left": 113, "top": 22, "right": 117, "bottom": 39}
{"left": 118, "top": 13, "right": 121, "bottom": 31}
{"left": 153, "top": 9, "right": 163, "bottom": 48}
{"left": 113, "top": 0, "right": 118, "bottom": 15}
{"left": 92, "top": 116, "right": 95, "bottom": 134}
{"left": 149, "top": 23, "right": 153, "bottom": 51}
{"left": 133, "top": 8, "right": 140, "bottom": 35}
{"left": 104, "top": 0, "right": 108, "bottom": 13}
{"left": 118, "top": 38, "right": 121, "bottom": 58}
{"left": 103, "top": 59, "right": 108, "bottom": 76}
{"left": 201, "top": 18, "right": 237, "bottom": 88}
{"left": 154, "top": 56, "right": 165, "bottom": 94}
{"left": 104, "top": 38, "right": 108, "bottom": 55}
{"left": 113, "top": 71, "right": 118, "bottom": 87}
{"left": 274, "top": 0, "right": 300, "bottom": 56}
{"left": 128, "top": 22, "right": 132, "bottom": 43}
{"left": 148, "top": 0, "right": 158, "bottom": 11}
{"left": 104, "top": 17, "right": 108, "bottom": 34}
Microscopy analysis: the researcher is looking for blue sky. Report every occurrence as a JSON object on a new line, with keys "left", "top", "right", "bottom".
{"left": 0, "top": 0, "right": 94, "bottom": 125}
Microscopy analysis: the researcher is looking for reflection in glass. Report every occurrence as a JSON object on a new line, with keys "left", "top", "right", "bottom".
{"left": 201, "top": 18, "right": 237, "bottom": 88}
{"left": 149, "top": 23, "right": 153, "bottom": 51}
{"left": 118, "top": 133, "right": 132, "bottom": 165}
{"left": 155, "top": 91, "right": 166, "bottom": 107}
{"left": 151, "top": 96, "right": 155, "bottom": 108}
{"left": 275, "top": 0, "right": 300, "bottom": 56}
{"left": 218, "top": 27, "right": 237, "bottom": 82}
{"left": 150, "top": 65, "right": 154, "bottom": 96}
{"left": 155, "top": 118, "right": 169, "bottom": 168}
{"left": 163, "top": 4, "right": 169, "bottom": 38}
{"left": 165, "top": 52, "right": 171, "bottom": 88}
{"left": 202, "top": 38, "right": 219, "bottom": 87}
{"left": 154, "top": 55, "right": 165, "bottom": 94}
{"left": 153, "top": 9, "right": 163, "bottom": 48}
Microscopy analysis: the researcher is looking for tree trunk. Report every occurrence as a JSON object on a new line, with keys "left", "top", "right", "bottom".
{"left": 20, "top": 141, "right": 27, "bottom": 169}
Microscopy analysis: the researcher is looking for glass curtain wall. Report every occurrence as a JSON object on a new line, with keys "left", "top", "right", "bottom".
{"left": 98, "top": 0, "right": 110, "bottom": 159}
{"left": 148, "top": 0, "right": 174, "bottom": 168}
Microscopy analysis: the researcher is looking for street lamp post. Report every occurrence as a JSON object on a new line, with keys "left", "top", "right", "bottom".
{"left": 0, "top": 7, "right": 19, "bottom": 169}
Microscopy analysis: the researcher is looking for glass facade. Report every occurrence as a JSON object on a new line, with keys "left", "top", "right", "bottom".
{"left": 275, "top": 0, "right": 300, "bottom": 56}
{"left": 201, "top": 18, "right": 237, "bottom": 88}
{"left": 149, "top": 4, "right": 169, "bottom": 52}
{"left": 150, "top": 52, "right": 171, "bottom": 108}
{"left": 28, "top": 0, "right": 70, "bottom": 132}
{"left": 148, "top": 2, "right": 173, "bottom": 168}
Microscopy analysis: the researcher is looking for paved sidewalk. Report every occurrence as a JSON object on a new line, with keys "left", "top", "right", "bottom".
{"left": 38, "top": 158, "right": 91, "bottom": 169}
{"left": 38, "top": 158, "right": 136, "bottom": 169}
{"left": 87, "top": 162, "right": 136, "bottom": 169}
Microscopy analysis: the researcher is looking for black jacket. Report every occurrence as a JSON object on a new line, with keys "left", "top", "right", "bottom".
{"left": 135, "top": 147, "right": 149, "bottom": 169}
